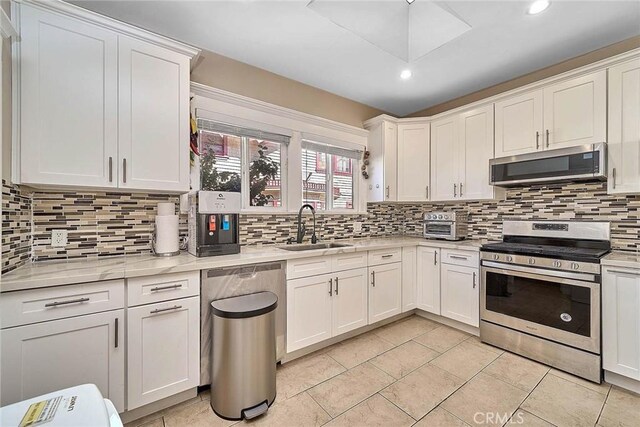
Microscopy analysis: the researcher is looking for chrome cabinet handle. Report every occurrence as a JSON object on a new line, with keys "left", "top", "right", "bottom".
{"left": 473, "top": 272, "right": 477, "bottom": 288}
{"left": 108, "top": 157, "right": 113, "bottom": 182}
{"left": 329, "top": 278, "right": 333, "bottom": 296}
{"left": 460, "top": 182, "right": 463, "bottom": 197}
{"left": 115, "top": 317, "right": 119, "bottom": 348}
{"left": 450, "top": 255, "right": 469, "bottom": 260}
{"left": 612, "top": 168, "right": 616, "bottom": 189}
{"left": 546, "top": 129, "right": 550, "bottom": 147}
{"left": 45, "top": 297, "right": 90, "bottom": 308}
{"left": 371, "top": 271, "right": 376, "bottom": 287}
{"left": 123, "top": 158, "right": 127, "bottom": 183}
{"left": 381, "top": 254, "right": 393, "bottom": 259}
{"left": 335, "top": 277, "right": 339, "bottom": 295}
{"left": 150, "top": 305, "right": 182, "bottom": 314}
{"left": 453, "top": 183, "right": 457, "bottom": 197}
{"left": 536, "top": 131, "right": 540, "bottom": 149}
{"left": 150, "top": 284, "right": 183, "bottom": 292}
{"left": 606, "top": 268, "right": 640, "bottom": 276}
{"left": 434, "top": 251, "right": 437, "bottom": 265}
{"left": 385, "top": 186, "right": 390, "bottom": 199}
{"left": 426, "top": 185, "right": 429, "bottom": 199}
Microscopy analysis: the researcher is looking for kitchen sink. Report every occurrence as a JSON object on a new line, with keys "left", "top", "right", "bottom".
{"left": 279, "top": 242, "right": 352, "bottom": 251}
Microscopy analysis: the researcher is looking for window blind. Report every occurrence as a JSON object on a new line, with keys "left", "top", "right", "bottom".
{"left": 301, "top": 139, "right": 362, "bottom": 160}
{"left": 197, "top": 118, "right": 290, "bottom": 145}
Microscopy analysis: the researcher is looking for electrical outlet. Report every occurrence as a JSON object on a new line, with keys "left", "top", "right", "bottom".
{"left": 353, "top": 222, "right": 362, "bottom": 233}
{"left": 51, "top": 230, "right": 68, "bottom": 248}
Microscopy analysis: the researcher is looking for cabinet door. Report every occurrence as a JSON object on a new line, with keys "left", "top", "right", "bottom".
{"left": 608, "top": 59, "right": 640, "bottom": 195}
{"left": 397, "top": 123, "right": 430, "bottom": 201}
{"left": 384, "top": 122, "right": 398, "bottom": 201}
{"left": 127, "top": 297, "right": 200, "bottom": 410}
{"left": 1, "top": 310, "right": 125, "bottom": 412}
{"left": 440, "top": 264, "right": 479, "bottom": 327}
{"left": 402, "top": 247, "right": 417, "bottom": 312}
{"left": 458, "top": 105, "right": 494, "bottom": 200}
{"left": 332, "top": 268, "right": 368, "bottom": 337}
{"left": 430, "top": 116, "right": 459, "bottom": 201}
{"left": 19, "top": 5, "right": 118, "bottom": 187}
{"left": 603, "top": 267, "right": 640, "bottom": 380}
{"left": 118, "top": 36, "right": 190, "bottom": 192}
{"left": 287, "top": 274, "right": 333, "bottom": 352}
{"left": 494, "top": 90, "right": 543, "bottom": 157}
{"left": 368, "top": 263, "right": 402, "bottom": 324}
{"left": 543, "top": 70, "right": 606, "bottom": 149}
{"left": 416, "top": 247, "right": 441, "bottom": 315}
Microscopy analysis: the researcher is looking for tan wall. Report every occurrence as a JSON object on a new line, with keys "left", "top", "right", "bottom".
{"left": 406, "top": 36, "right": 640, "bottom": 117}
{"left": 190, "top": 49, "right": 385, "bottom": 128}
{"left": 2, "top": 0, "right": 12, "bottom": 182}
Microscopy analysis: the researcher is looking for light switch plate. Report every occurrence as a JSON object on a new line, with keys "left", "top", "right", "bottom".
{"left": 353, "top": 222, "right": 362, "bottom": 233}
{"left": 51, "top": 230, "right": 68, "bottom": 247}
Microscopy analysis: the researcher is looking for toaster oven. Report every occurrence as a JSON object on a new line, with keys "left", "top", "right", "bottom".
{"left": 423, "top": 211, "right": 469, "bottom": 241}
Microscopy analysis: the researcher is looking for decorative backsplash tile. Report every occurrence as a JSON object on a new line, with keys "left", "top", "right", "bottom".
{"left": 1, "top": 179, "right": 638, "bottom": 274}
{"left": 2, "top": 180, "right": 32, "bottom": 274}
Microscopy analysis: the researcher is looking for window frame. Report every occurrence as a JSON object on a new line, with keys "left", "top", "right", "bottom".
{"left": 240, "top": 136, "right": 288, "bottom": 212}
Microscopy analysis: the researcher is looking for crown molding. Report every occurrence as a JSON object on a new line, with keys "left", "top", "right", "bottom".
{"left": 16, "top": 0, "right": 200, "bottom": 57}
{"left": 0, "top": 6, "right": 17, "bottom": 39}
{"left": 190, "top": 82, "right": 369, "bottom": 138}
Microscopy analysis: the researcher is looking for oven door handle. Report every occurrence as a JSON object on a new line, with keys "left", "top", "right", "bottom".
{"left": 481, "top": 262, "right": 598, "bottom": 286}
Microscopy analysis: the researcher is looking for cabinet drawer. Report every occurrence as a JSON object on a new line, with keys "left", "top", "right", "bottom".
{"left": 127, "top": 271, "right": 199, "bottom": 307}
{"left": 332, "top": 252, "right": 368, "bottom": 272}
{"left": 0, "top": 280, "right": 125, "bottom": 329}
{"left": 368, "top": 248, "right": 402, "bottom": 266}
{"left": 287, "top": 256, "right": 333, "bottom": 280}
{"left": 441, "top": 249, "right": 479, "bottom": 268}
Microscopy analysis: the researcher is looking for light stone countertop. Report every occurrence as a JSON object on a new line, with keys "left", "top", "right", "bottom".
{"left": 602, "top": 251, "right": 640, "bottom": 270}
{"left": 0, "top": 236, "right": 489, "bottom": 293}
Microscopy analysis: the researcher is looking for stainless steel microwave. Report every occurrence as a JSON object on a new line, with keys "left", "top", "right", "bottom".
{"left": 489, "top": 143, "right": 606, "bottom": 187}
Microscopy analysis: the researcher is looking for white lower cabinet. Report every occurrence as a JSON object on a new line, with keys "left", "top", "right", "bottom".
{"left": 417, "top": 247, "right": 441, "bottom": 315}
{"left": 402, "top": 247, "right": 417, "bottom": 312}
{"left": 1, "top": 310, "right": 125, "bottom": 411}
{"left": 368, "top": 263, "right": 402, "bottom": 324}
{"left": 440, "top": 263, "right": 479, "bottom": 327}
{"left": 287, "top": 273, "right": 334, "bottom": 352}
{"left": 603, "top": 266, "right": 640, "bottom": 381}
{"left": 332, "top": 268, "right": 369, "bottom": 336}
{"left": 127, "top": 296, "right": 200, "bottom": 410}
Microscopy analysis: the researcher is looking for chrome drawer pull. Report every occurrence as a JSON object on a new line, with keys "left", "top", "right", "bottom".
{"left": 381, "top": 254, "right": 394, "bottom": 259}
{"left": 449, "top": 255, "right": 469, "bottom": 260}
{"left": 45, "top": 297, "right": 90, "bottom": 308}
{"left": 150, "top": 305, "right": 182, "bottom": 314}
{"left": 150, "top": 284, "right": 183, "bottom": 292}
{"left": 606, "top": 269, "right": 640, "bottom": 276}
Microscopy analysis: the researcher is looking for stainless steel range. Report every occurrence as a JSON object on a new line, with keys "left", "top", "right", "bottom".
{"left": 480, "top": 220, "right": 611, "bottom": 383}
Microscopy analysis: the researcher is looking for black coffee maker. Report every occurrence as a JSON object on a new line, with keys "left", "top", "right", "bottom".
{"left": 188, "top": 191, "right": 240, "bottom": 257}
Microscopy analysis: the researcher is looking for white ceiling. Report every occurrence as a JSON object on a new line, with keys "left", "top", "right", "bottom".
{"left": 71, "top": 0, "right": 640, "bottom": 116}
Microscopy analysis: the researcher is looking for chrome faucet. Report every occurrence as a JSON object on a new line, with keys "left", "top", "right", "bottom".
{"left": 296, "top": 204, "right": 317, "bottom": 244}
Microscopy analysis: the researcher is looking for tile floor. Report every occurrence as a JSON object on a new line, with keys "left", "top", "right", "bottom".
{"left": 126, "top": 315, "right": 640, "bottom": 427}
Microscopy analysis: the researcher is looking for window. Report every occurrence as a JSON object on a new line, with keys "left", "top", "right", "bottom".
{"left": 302, "top": 140, "right": 360, "bottom": 211}
{"left": 197, "top": 119, "right": 289, "bottom": 209}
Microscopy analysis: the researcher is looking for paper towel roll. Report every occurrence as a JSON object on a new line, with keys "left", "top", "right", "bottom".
{"left": 155, "top": 215, "right": 179, "bottom": 254}
{"left": 157, "top": 202, "right": 175, "bottom": 217}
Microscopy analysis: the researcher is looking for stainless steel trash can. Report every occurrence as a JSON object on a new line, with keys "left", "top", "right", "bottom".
{"left": 210, "top": 292, "right": 277, "bottom": 420}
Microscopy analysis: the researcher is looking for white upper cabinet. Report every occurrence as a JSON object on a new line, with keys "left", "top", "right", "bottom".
{"left": 18, "top": 5, "right": 119, "bottom": 188}
{"left": 430, "top": 115, "right": 459, "bottom": 201}
{"left": 458, "top": 105, "right": 494, "bottom": 200}
{"left": 608, "top": 58, "right": 640, "bottom": 195}
{"left": 397, "top": 122, "right": 430, "bottom": 201}
{"left": 543, "top": 70, "right": 606, "bottom": 149}
{"left": 15, "top": 1, "right": 198, "bottom": 192}
{"left": 118, "top": 37, "right": 191, "bottom": 192}
{"left": 495, "top": 90, "right": 543, "bottom": 158}
{"left": 365, "top": 118, "right": 398, "bottom": 202}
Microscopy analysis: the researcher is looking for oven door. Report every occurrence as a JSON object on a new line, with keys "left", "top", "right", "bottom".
{"left": 481, "top": 263, "right": 600, "bottom": 353}
{"left": 423, "top": 221, "right": 454, "bottom": 239}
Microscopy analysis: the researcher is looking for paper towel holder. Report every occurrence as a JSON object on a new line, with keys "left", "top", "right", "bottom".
{"left": 151, "top": 222, "right": 181, "bottom": 257}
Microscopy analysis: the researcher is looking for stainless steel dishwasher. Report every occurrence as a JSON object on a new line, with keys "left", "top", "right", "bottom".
{"left": 200, "top": 262, "right": 285, "bottom": 386}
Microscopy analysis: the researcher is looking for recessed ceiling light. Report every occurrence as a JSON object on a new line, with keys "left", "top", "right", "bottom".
{"left": 400, "top": 69, "right": 412, "bottom": 80}
{"left": 528, "top": 0, "right": 550, "bottom": 15}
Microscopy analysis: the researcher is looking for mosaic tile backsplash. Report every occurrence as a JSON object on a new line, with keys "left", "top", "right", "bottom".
{"left": 2, "top": 180, "right": 638, "bottom": 274}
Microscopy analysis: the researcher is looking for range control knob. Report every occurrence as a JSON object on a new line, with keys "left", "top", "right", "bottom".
{"left": 528, "top": 258, "right": 536, "bottom": 265}
{"left": 493, "top": 254, "right": 499, "bottom": 260}
{"left": 444, "top": 215, "right": 449, "bottom": 220}
{"left": 553, "top": 261, "right": 562, "bottom": 268}
{"left": 506, "top": 256, "right": 513, "bottom": 262}
{"left": 571, "top": 262, "right": 580, "bottom": 270}
{"left": 438, "top": 215, "right": 443, "bottom": 219}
